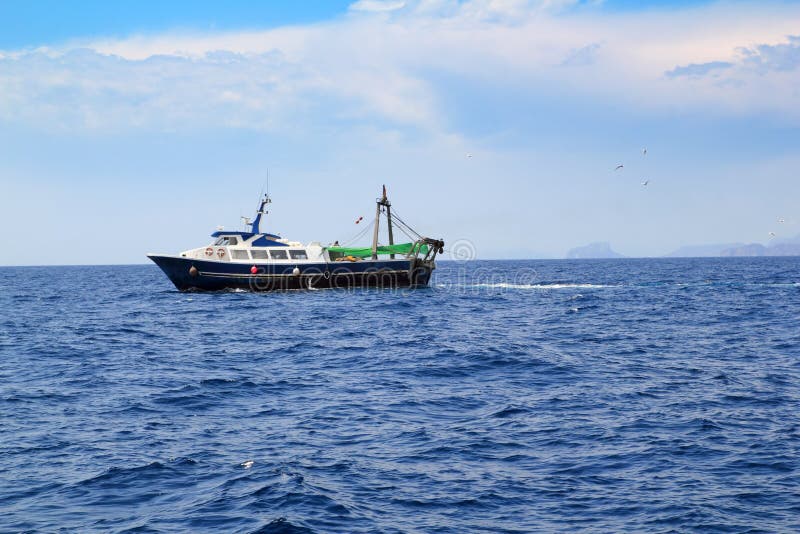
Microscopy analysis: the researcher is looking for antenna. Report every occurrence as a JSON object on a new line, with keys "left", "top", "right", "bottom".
{"left": 255, "top": 168, "right": 271, "bottom": 213}
{"left": 250, "top": 169, "right": 273, "bottom": 235}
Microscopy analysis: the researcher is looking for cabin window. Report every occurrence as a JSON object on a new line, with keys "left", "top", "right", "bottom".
{"left": 251, "top": 250, "right": 269, "bottom": 260}
{"left": 231, "top": 250, "right": 249, "bottom": 260}
{"left": 270, "top": 249, "right": 288, "bottom": 260}
{"left": 214, "top": 236, "right": 239, "bottom": 246}
{"left": 289, "top": 250, "right": 308, "bottom": 260}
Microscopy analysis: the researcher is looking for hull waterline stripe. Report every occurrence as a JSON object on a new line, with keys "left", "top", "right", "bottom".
{"left": 198, "top": 269, "right": 413, "bottom": 279}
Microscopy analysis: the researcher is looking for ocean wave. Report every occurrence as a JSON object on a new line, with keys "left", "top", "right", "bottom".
{"left": 440, "top": 282, "right": 616, "bottom": 290}
{"left": 4, "top": 260, "right": 800, "bottom": 532}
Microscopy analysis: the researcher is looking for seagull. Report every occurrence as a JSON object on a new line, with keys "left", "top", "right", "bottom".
{"left": 615, "top": 164, "right": 624, "bottom": 171}
{"left": 241, "top": 460, "right": 254, "bottom": 469}
{"left": 769, "top": 232, "right": 776, "bottom": 238}
{"left": 641, "top": 180, "right": 649, "bottom": 186}
{"left": 466, "top": 153, "right": 473, "bottom": 158}
{"left": 778, "top": 217, "right": 785, "bottom": 223}
{"left": 642, "top": 148, "right": 647, "bottom": 156}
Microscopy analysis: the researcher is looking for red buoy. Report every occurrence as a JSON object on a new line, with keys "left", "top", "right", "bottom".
{"left": 250, "top": 265, "right": 258, "bottom": 274}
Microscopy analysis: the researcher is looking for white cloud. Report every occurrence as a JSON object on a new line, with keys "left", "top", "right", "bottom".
{"left": 561, "top": 42, "right": 602, "bottom": 66}
{"left": 740, "top": 35, "right": 800, "bottom": 73}
{"left": 1, "top": 1, "right": 799, "bottom": 134}
{"left": 665, "top": 60, "right": 733, "bottom": 79}
{"left": 350, "top": 0, "right": 407, "bottom": 12}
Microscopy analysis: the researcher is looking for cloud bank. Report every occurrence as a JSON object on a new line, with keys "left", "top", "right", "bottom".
{"left": 1, "top": 0, "right": 799, "bottom": 135}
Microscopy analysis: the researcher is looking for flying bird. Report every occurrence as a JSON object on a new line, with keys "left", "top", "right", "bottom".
{"left": 355, "top": 216, "right": 364, "bottom": 224}
{"left": 642, "top": 148, "right": 647, "bottom": 156}
{"left": 769, "top": 232, "right": 776, "bottom": 238}
{"left": 778, "top": 217, "right": 785, "bottom": 223}
{"left": 241, "top": 460, "right": 254, "bottom": 469}
{"left": 615, "top": 164, "right": 624, "bottom": 171}
{"left": 466, "top": 153, "right": 473, "bottom": 158}
{"left": 641, "top": 180, "right": 649, "bottom": 186}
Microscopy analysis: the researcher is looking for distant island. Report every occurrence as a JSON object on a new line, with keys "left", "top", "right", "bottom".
{"left": 664, "top": 243, "right": 745, "bottom": 258}
{"left": 719, "top": 242, "right": 800, "bottom": 257}
{"left": 667, "top": 234, "right": 800, "bottom": 257}
{"left": 564, "top": 234, "right": 800, "bottom": 259}
{"left": 566, "top": 242, "right": 625, "bottom": 259}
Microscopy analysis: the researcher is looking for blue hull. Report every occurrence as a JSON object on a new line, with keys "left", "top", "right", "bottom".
{"left": 148, "top": 255, "right": 433, "bottom": 291}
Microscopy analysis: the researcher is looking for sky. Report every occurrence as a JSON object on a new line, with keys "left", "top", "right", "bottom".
{"left": 1, "top": 0, "right": 800, "bottom": 265}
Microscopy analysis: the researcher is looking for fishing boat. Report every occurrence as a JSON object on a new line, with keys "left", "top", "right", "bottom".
{"left": 147, "top": 186, "right": 444, "bottom": 291}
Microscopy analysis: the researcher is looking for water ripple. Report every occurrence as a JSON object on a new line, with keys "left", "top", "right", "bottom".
{"left": 0, "top": 259, "right": 799, "bottom": 532}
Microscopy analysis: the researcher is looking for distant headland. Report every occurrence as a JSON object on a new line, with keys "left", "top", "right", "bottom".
{"left": 565, "top": 234, "right": 800, "bottom": 259}
{"left": 566, "top": 242, "right": 625, "bottom": 259}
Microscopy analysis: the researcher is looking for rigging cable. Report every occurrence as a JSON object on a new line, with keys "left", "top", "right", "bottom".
{"left": 340, "top": 218, "right": 375, "bottom": 246}
{"left": 388, "top": 207, "right": 421, "bottom": 235}
{"left": 388, "top": 207, "right": 423, "bottom": 239}
{"left": 390, "top": 207, "right": 460, "bottom": 257}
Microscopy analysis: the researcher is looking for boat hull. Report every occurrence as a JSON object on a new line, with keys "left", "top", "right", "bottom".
{"left": 147, "top": 255, "right": 433, "bottom": 291}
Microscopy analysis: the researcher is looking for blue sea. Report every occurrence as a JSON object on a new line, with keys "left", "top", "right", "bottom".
{"left": 1, "top": 258, "right": 799, "bottom": 533}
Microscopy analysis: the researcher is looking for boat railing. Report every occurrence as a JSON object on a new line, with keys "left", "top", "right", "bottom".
{"left": 407, "top": 238, "right": 445, "bottom": 262}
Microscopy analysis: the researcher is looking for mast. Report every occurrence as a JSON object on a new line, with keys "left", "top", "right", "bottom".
{"left": 371, "top": 186, "right": 383, "bottom": 259}
{"left": 385, "top": 191, "right": 395, "bottom": 259}
{"left": 371, "top": 185, "right": 394, "bottom": 260}
{"left": 251, "top": 193, "right": 271, "bottom": 234}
